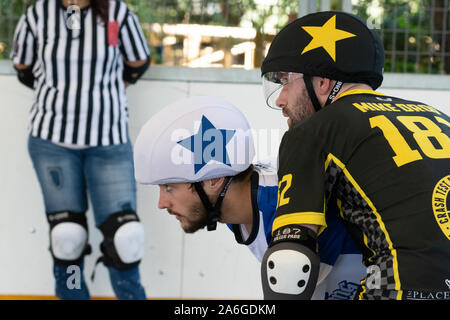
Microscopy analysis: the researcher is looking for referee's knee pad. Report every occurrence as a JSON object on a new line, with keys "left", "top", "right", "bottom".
{"left": 47, "top": 211, "right": 91, "bottom": 264}
{"left": 98, "top": 210, "right": 145, "bottom": 270}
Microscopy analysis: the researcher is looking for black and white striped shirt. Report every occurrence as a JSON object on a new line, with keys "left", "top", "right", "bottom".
{"left": 11, "top": 0, "right": 150, "bottom": 147}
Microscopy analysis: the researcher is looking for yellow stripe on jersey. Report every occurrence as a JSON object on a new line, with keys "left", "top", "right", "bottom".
{"left": 272, "top": 212, "right": 326, "bottom": 235}
{"left": 337, "top": 198, "right": 377, "bottom": 263}
{"left": 325, "top": 153, "right": 402, "bottom": 298}
{"left": 335, "top": 89, "right": 386, "bottom": 101}
{"left": 362, "top": 233, "right": 377, "bottom": 263}
{"left": 336, "top": 198, "right": 344, "bottom": 219}
{"left": 358, "top": 278, "right": 367, "bottom": 300}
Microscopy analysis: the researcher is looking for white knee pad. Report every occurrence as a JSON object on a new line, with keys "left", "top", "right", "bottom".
{"left": 98, "top": 211, "right": 145, "bottom": 269}
{"left": 114, "top": 221, "right": 145, "bottom": 264}
{"left": 51, "top": 222, "right": 88, "bottom": 261}
{"left": 47, "top": 211, "right": 90, "bottom": 263}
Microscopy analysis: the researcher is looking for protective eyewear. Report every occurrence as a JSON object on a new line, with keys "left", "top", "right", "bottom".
{"left": 262, "top": 72, "right": 304, "bottom": 110}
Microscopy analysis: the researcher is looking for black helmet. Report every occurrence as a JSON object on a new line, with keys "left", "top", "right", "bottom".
{"left": 261, "top": 11, "right": 385, "bottom": 110}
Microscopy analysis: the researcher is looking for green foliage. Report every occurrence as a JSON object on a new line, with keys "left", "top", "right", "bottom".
{"left": 1, "top": 0, "right": 448, "bottom": 73}
{"left": 0, "top": 0, "right": 35, "bottom": 59}
{"left": 353, "top": 0, "right": 449, "bottom": 73}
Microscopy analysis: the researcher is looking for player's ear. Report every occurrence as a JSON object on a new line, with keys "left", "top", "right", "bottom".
{"left": 204, "top": 177, "right": 226, "bottom": 193}
{"left": 315, "top": 77, "right": 333, "bottom": 95}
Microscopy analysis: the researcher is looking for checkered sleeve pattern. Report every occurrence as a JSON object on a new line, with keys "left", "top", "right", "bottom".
{"left": 325, "top": 160, "right": 400, "bottom": 300}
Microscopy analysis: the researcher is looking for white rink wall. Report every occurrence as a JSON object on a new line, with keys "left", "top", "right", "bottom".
{"left": 0, "top": 62, "right": 449, "bottom": 299}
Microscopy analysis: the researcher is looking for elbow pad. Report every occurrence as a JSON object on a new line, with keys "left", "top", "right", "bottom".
{"left": 123, "top": 57, "right": 150, "bottom": 84}
{"left": 14, "top": 66, "right": 35, "bottom": 89}
{"left": 261, "top": 225, "right": 320, "bottom": 300}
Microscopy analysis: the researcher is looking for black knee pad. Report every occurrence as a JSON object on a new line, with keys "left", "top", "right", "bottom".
{"left": 47, "top": 211, "right": 92, "bottom": 265}
{"left": 97, "top": 210, "right": 145, "bottom": 270}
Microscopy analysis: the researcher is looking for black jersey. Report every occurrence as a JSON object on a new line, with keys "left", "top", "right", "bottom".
{"left": 275, "top": 89, "right": 450, "bottom": 300}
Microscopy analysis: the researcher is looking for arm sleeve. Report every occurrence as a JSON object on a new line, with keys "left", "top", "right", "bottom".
{"left": 10, "top": 13, "right": 37, "bottom": 66}
{"left": 273, "top": 129, "right": 328, "bottom": 233}
{"left": 119, "top": 10, "right": 150, "bottom": 62}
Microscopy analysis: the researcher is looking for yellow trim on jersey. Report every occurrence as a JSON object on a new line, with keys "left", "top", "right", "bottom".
{"left": 336, "top": 199, "right": 344, "bottom": 219}
{"left": 358, "top": 279, "right": 367, "bottom": 300}
{"left": 357, "top": 281, "right": 404, "bottom": 300}
{"left": 325, "top": 153, "right": 402, "bottom": 298}
{"left": 272, "top": 212, "right": 326, "bottom": 234}
{"left": 335, "top": 89, "right": 386, "bottom": 101}
{"left": 363, "top": 233, "right": 377, "bottom": 262}
{"left": 337, "top": 198, "right": 377, "bottom": 263}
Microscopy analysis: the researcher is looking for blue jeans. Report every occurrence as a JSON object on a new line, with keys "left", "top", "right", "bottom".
{"left": 28, "top": 135, "right": 146, "bottom": 300}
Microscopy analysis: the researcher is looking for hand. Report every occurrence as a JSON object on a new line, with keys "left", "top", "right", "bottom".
{"left": 13, "top": 64, "right": 32, "bottom": 70}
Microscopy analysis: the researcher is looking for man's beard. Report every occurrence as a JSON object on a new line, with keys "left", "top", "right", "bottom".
{"left": 285, "top": 86, "right": 316, "bottom": 129}
{"left": 178, "top": 202, "right": 209, "bottom": 233}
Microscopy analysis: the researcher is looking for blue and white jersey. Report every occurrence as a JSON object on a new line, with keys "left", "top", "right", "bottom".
{"left": 228, "top": 161, "right": 366, "bottom": 300}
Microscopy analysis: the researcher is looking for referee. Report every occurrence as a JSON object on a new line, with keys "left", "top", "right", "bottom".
{"left": 11, "top": 0, "right": 150, "bottom": 300}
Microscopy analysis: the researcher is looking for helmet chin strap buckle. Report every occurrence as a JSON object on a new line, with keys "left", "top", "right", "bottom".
{"left": 206, "top": 210, "right": 220, "bottom": 231}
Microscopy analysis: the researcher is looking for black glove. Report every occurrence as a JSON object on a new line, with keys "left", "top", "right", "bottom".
{"left": 14, "top": 66, "right": 35, "bottom": 89}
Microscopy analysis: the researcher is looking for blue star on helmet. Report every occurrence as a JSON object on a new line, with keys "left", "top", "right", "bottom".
{"left": 177, "top": 115, "right": 236, "bottom": 174}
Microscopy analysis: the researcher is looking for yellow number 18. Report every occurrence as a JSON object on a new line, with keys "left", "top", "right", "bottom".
{"left": 370, "top": 115, "right": 450, "bottom": 167}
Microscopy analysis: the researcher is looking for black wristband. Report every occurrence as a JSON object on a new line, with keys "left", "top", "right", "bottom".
{"left": 14, "top": 66, "right": 35, "bottom": 89}
{"left": 270, "top": 224, "right": 318, "bottom": 253}
{"left": 123, "top": 57, "right": 150, "bottom": 84}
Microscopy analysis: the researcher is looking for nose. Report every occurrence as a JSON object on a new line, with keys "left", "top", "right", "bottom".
{"left": 157, "top": 190, "right": 171, "bottom": 210}
{"left": 275, "top": 85, "right": 289, "bottom": 109}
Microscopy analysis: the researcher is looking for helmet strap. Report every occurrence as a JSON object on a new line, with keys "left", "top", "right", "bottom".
{"left": 325, "top": 80, "right": 344, "bottom": 106}
{"left": 304, "top": 75, "right": 344, "bottom": 112}
{"left": 303, "top": 74, "right": 322, "bottom": 112}
{"left": 193, "top": 177, "right": 234, "bottom": 231}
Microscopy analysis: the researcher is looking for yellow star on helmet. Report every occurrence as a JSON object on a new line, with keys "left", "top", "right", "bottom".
{"left": 301, "top": 15, "right": 356, "bottom": 62}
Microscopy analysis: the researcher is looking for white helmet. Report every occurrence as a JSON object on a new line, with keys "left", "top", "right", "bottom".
{"left": 134, "top": 96, "right": 255, "bottom": 185}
